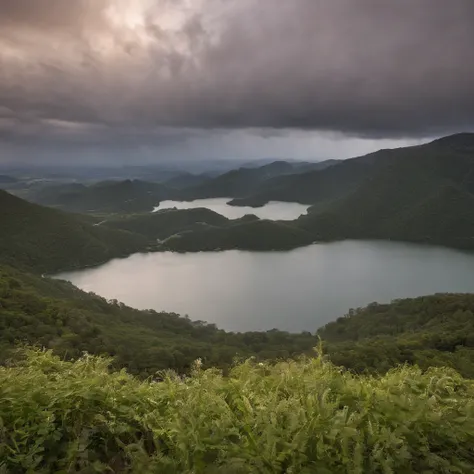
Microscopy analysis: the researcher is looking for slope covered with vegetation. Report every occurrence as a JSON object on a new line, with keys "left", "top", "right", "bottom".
{"left": 1, "top": 349, "right": 473, "bottom": 473}
{"left": 104, "top": 207, "right": 230, "bottom": 240}
{"left": 297, "top": 137, "right": 474, "bottom": 249}
{"left": 161, "top": 219, "right": 314, "bottom": 251}
{"left": 0, "top": 190, "right": 148, "bottom": 272}
{"left": 232, "top": 133, "right": 474, "bottom": 209}
{"left": 319, "top": 294, "right": 474, "bottom": 377}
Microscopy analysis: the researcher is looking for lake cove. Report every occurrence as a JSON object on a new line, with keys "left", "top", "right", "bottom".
{"left": 153, "top": 198, "right": 309, "bottom": 220}
{"left": 54, "top": 240, "right": 474, "bottom": 332}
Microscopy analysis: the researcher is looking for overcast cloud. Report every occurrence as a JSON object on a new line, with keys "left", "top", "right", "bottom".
{"left": 0, "top": 0, "right": 473, "bottom": 164}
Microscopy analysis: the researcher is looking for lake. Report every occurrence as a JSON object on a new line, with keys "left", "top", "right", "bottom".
{"left": 54, "top": 240, "right": 474, "bottom": 333}
{"left": 153, "top": 198, "right": 309, "bottom": 220}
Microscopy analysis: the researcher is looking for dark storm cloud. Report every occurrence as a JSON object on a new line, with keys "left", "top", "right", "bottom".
{"left": 0, "top": 0, "right": 473, "bottom": 157}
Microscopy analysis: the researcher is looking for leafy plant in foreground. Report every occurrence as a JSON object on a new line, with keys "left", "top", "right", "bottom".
{"left": 1, "top": 349, "right": 474, "bottom": 473}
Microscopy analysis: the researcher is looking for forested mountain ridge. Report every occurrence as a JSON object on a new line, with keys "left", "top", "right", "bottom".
{"left": 179, "top": 161, "right": 298, "bottom": 200}
{"left": 230, "top": 132, "right": 474, "bottom": 207}
{"left": 297, "top": 135, "right": 474, "bottom": 248}
{"left": 19, "top": 159, "right": 339, "bottom": 213}
{"left": 0, "top": 190, "right": 148, "bottom": 273}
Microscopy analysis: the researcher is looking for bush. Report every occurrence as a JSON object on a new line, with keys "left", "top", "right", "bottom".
{"left": 1, "top": 349, "right": 474, "bottom": 473}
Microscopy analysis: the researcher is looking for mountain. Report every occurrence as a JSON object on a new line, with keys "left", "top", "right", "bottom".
{"left": 292, "top": 158, "right": 340, "bottom": 172}
{"left": 27, "top": 179, "right": 176, "bottom": 213}
{"left": 180, "top": 160, "right": 336, "bottom": 201}
{"left": 180, "top": 161, "right": 293, "bottom": 200}
{"left": 295, "top": 134, "right": 474, "bottom": 249}
{"left": 0, "top": 190, "right": 148, "bottom": 272}
{"left": 227, "top": 158, "right": 372, "bottom": 207}
{"left": 89, "top": 133, "right": 474, "bottom": 254}
{"left": 230, "top": 133, "right": 474, "bottom": 207}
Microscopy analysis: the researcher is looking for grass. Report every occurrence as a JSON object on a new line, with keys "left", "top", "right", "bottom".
{"left": 1, "top": 349, "right": 474, "bottom": 473}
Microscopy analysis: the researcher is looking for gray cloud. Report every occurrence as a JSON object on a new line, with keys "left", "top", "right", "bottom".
{"left": 0, "top": 0, "right": 473, "bottom": 161}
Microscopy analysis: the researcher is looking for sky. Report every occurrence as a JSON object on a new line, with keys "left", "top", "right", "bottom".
{"left": 0, "top": 0, "right": 473, "bottom": 165}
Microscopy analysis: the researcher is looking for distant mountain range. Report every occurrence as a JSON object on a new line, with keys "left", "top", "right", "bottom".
{"left": 18, "top": 159, "right": 339, "bottom": 213}
{"left": 25, "top": 179, "right": 178, "bottom": 214}
{"left": 4, "top": 132, "right": 474, "bottom": 253}
{"left": 180, "top": 159, "right": 338, "bottom": 200}
{"left": 162, "top": 133, "right": 474, "bottom": 251}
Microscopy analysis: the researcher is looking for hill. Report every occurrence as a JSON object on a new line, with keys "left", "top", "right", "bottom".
{"left": 104, "top": 207, "right": 229, "bottom": 240}
{"left": 318, "top": 293, "right": 474, "bottom": 377}
{"left": 0, "top": 190, "right": 148, "bottom": 272}
{"left": 161, "top": 219, "right": 314, "bottom": 252}
{"left": 26, "top": 179, "right": 176, "bottom": 213}
{"left": 227, "top": 158, "right": 372, "bottom": 207}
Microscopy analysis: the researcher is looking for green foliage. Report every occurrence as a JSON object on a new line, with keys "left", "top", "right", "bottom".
{"left": 1, "top": 349, "right": 474, "bottom": 473}
{"left": 0, "top": 190, "right": 148, "bottom": 272}
{"left": 319, "top": 294, "right": 474, "bottom": 377}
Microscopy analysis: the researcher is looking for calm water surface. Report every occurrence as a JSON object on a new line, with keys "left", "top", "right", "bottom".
{"left": 153, "top": 198, "right": 309, "bottom": 220}
{"left": 55, "top": 241, "right": 474, "bottom": 332}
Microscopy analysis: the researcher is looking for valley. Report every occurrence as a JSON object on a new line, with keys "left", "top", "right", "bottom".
{"left": 2, "top": 133, "right": 474, "bottom": 472}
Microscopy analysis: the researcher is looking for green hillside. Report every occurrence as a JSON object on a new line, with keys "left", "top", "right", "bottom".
{"left": 318, "top": 293, "right": 474, "bottom": 377}
{"left": 104, "top": 207, "right": 229, "bottom": 240}
{"left": 162, "top": 219, "right": 314, "bottom": 251}
{"left": 0, "top": 190, "right": 147, "bottom": 272}
{"left": 297, "top": 136, "right": 474, "bottom": 249}
{"left": 227, "top": 158, "right": 371, "bottom": 207}
{"left": 232, "top": 133, "right": 474, "bottom": 208}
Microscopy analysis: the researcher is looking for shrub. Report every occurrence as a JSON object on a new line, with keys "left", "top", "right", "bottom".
{"left": 1, "top": 349, "right": 474, "bottom": 473}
